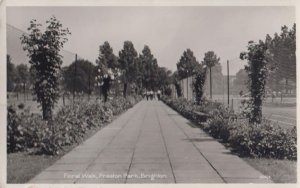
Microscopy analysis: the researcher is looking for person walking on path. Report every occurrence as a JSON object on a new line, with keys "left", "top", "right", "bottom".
{"left": 146, "top": 90, "right": 150, "bottom": 101}
{"left": 157, "top": 89, "right": 161, "bottom": 100}
{"left": 150, "top": 90, "right": 154, "bottom": 100}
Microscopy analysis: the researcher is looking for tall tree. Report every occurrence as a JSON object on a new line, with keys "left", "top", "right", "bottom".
{"left": 202, "top": 51, "right": 220, "bottom": 99}
{"left": 96, "top": 41, "right": 119, "bottom": 102}
{"left": 267, "top": 24, "right": 296, "bottom": 93}
{"left": 21, "top": 16, "right": 71, "bottom": 120}
{"left": 118, "top": 41, "right": 138, "bottom": 98}
{"left": 204, "top": 63, "right": 223, "bottom": 95}
{"left": 177, "top": 49, "right": 200, "bottom": 79}
{"left": 139, "top": 45, "right": 158, "bottom": 90}
{"left": 156, "top": 67, "right": 172, "bottom": 91}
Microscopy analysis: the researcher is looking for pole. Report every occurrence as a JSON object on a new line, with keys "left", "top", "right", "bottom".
{"left": 73, "top": 54, "right": 77, "bottom": 104}
{"left": 88, "top": 63, "right": 91, "bottom": 101}
{"left": 187, "top": 78, "right": 188, "bottom": 100}
{"left": 210, "top": 67, "right": 212, "bottom": 99}
{"left": 23, "top": 83, "right": 26, "bottom": 103}
{"left": 227, "top": 60, "right": 230, "bottom": 106}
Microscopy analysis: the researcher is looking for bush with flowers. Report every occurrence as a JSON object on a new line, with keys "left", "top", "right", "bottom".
{"left": 7, "top": 95, "right": 142, "bottom": 155}
{"left": 161, "top": 96, "right": 296, "bottom": 160}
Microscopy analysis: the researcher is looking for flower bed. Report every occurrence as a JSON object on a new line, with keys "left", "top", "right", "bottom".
{"left": 161, "top": 96, "right": 297, "bottom": 160}
{"left": 7, "top": 95, "right": 142, "bottom": 155}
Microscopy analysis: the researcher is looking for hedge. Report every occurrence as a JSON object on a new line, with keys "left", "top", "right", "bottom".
{"left": 161, "top": 96, "right": 297, "bottom": 160}
{"left": 7, "top": 95, "right": 142, "bottom": 155}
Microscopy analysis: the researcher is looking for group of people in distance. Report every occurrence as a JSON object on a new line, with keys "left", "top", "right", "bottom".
{"left": 143, "top": 89, "right": 162, "bottom": 101}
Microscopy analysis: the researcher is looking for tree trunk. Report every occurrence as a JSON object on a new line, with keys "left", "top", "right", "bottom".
{"left": 123, "top": 83, "right": 127, "bottom": 98}
{"left": 42, "top": 103, "right": 52, "bottom": 120}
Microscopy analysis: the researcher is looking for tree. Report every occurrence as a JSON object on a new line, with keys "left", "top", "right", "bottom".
{"left": 7, "top": 55, "right": 17, "bottom": 92}
{"left": 172, "top": 71, "right": 182, "bottom": 97}
{"left": 139, "top": 45, "right": 159, "bottom": 90}
{"left": 156, "top": 67, "right": 172, "bottom": 91}
{"left": 21, "top": 17, "right": 71, "bottom": 120}
{"left": 62, "top": 59, "right": 96, "bottom": 94}
{"left": 202, "top": 51, "right": 220, "bottom": 99}
{"left": 118, "top": 41, "right": 138, "bottom": 98}
{"left": 204, "top": 63, "right": 223, "bottom": 95}
{"left": 16, "top": 64, "right": 30, "bottom": 101}
{"left": 96, "top": 41, "right": 120, "bottom": 102}
{"left": 266, "top": 24, "right": 296, "bottom": 93}
{"left": 177, "top": 49, "right": 200, "bottom": 79}
{"left": 193, "top": 63, "right": 207, "bottom": 104}
{"left": 240, "top": 40, "right": 271, "bottom": 124}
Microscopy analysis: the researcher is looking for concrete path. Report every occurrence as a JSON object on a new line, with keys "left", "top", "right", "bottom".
{"left": 29, "top": 100, "right": 272, "bottom": 184}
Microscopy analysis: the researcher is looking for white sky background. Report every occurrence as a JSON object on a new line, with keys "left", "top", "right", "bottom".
{"left": 7, "top": 6, "right": 295, "bottom": 75}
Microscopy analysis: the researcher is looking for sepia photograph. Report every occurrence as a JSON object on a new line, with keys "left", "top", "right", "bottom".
{"left": 3, "top": 1, "right": 297, "bottom": 185}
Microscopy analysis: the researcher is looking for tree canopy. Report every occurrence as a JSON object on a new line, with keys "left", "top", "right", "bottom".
{"left": 21, "top": 16, "right": 71, "bottom": 120}
{"left": 177, "top": 49, "right": 200, "bottom": 79}
{"left": 62, "top": 59, "right": 96, "bottom": 93}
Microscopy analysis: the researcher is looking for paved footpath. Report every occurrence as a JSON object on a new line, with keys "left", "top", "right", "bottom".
{"left": 29, "top": 100, "right": 272, "bottom": 184}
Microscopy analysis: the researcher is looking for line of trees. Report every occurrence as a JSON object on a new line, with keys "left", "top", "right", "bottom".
{"left": 174, "top": 48, "right": 221, "bottom": 103}
{"left": 234, "top": 24, "right": 296, "bottom": 95}
{"left": 9, "top": 17, "right": 174, "bottom": 120}
{"left": 172, "top": 24, "right": 296, "bottom": 124}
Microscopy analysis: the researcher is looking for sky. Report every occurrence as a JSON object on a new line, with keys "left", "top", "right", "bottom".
{"left": 7, "top": 6, "right": 295, "bottom": 75}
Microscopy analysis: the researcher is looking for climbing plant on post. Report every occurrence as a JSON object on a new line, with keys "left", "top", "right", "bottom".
{"left": 193, "top": 64, "right": 207, "bottom": 105}
{"left": 21, "top": 17, "right": 71, "bottom": 120}
{"left": 240, "top": 40, "right": 271, "bottom": 124}
{"left": 95, "top": 42, "right": 120, "bottom": 102}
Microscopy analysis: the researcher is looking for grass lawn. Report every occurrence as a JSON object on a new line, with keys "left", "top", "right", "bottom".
{"left": 7, "top": 152, "right": 60, "bottom": 183}
{"left": 243, "top": 157, "right": 297, "bottom": 183}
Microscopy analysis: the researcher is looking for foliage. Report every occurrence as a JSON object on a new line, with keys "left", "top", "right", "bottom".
{"left": 18, "top": 103, "right": 25, "bottom": 110}
{"left": 20, "top": 16, "right": 71, "bottom": 120}
{"left": 193, "top": 64, "right": 207, "bottom": 104}
{"left": 118, "top": 41, "right": 138, "bottom": 97}
{"left": 228, "top": 119, "right": 296, "bottom": 160}
{"left": 176, "top": 49, "right": 200, "bottom": 79}
{"left": 7, "top": 96, "right": 142, "bottom": 155}
{"left": 96, "top": 42, "right": 120, "bottom": 102}
{"left": 161, "top": 96, "right": 297, "bottom": 160}
{"left": 164, "top": 86, "right": 172, "bottom": 96}
{"left": 240, "top": 40, "right": 271, "bottom": 123}
{"left": 161, "top": 96, "right": 221, "bottom": 122}
{"left": 266, "top": 24, "right": 296, "bottom": 92}
{"left": 62, "top": 59, "right": 96, "bottom": 94}
{"left": 203, "top": 63, "right": 224, "bottom": 94}
{"left": 139, "top": 45, "right": 159, "bottom": 90}
{"left": 203, "top": 105, "right": 235, "bottom": 142}
{"left": 171, "top": 71, "right": 182, "bottom": 97}
{"left": 202, "top": 51, "right": 220, "bottom": 98}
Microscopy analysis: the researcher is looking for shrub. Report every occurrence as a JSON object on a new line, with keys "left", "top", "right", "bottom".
{"left": 7, "top": 96, "right": 142, "bottom": 155}
{"left": 204, "top": 105, "right": 235, "bottom": 142}
{"left": 18, "top": 103, "right": 25, "bottom": 110}
{"left": 229, "top": 120, "right": 297, "bottom": 160}
{"left": 161, "top": 96, "right": 297, "bottom": 160}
